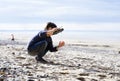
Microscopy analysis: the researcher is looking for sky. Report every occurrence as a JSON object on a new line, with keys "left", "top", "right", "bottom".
{"left": 0, "top": 0, "right": 120, "bottom": 30}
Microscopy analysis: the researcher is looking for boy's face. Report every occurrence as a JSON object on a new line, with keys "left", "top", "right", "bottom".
{"left": 48, "top": 27, "right": 53, "bottom": 30}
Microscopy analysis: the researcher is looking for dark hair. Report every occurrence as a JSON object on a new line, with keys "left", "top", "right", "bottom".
{"left": 45, "top": 22, "right": 57, "bottom": 30}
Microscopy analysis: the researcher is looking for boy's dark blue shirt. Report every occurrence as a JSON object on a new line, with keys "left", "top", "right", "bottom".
{"left": 27, "top": 30, "right": 57, "bottom": 52}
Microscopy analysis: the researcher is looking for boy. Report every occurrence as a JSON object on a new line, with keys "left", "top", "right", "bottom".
{"left": 27, "top": 22, "right": 65, "bottom": 63}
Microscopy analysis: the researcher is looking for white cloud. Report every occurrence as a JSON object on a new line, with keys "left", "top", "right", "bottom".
{"left": 1, "top": 0, "right": 120, "bottom": 17}
{"left": 0, "top": 0, "right": 120, "bottom": 30}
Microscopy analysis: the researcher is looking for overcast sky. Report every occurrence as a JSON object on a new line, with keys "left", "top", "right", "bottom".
{"left": 0, "top": 0, "right": 120, "bottom": 30}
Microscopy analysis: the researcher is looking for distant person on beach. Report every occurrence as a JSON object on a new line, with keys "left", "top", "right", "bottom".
{"left": 11, "top": 34, "right": 15, "bottom": 41}
{"left": 27, "top": 22, "right": 65, "bottom": 63}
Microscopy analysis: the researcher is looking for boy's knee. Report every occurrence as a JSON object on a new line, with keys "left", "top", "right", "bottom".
{"left": 41, "top": 41, "right": 48, "bottom": 49}
{"left": 42, "top": 41, "right": 47, "bottom": 46}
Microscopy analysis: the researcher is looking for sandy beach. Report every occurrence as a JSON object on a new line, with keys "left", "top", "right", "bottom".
{"left": 0, "top": 32, "right": 120, "bottom": 81}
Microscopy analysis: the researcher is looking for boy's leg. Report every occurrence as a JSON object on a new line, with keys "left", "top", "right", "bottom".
{"left": 28, "top": 41, "right": 49, "bottom": 63}
{"left": 28, "top": 41, "right": 47, "bottom": 56}
{"left": 36, "top": 47, "right": 49, "bottom": 63}
{"left": 37, "top": 49, "right": 48, "bottom": 58}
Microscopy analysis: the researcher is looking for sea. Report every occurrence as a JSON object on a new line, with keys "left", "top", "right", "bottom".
{"left": 0, "top": 30, "right": 120, "bottom": 44}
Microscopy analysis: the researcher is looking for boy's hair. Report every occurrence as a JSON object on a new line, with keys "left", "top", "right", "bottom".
{"left": 45, "top": 22, "right": 57, "bottom": 30}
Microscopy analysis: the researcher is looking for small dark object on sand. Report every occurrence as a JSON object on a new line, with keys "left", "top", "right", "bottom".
{"left": 119, "top": 51, "right": 120, "bottom": 54}
{"left": 12, "top": 52, "right": 15, "bottom": 55}
{"left": 91, "top": 79, "right": 98, "bottom": 81}
{"left": 77, "top": 77, "right": 85, "bottom": 81}
{"left": 28, "top": 80, "right": 34, "bottom": 81}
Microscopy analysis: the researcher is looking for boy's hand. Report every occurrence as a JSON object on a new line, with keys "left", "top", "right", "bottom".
{"left": 58, "top": 41, "right": 65, "bottom": 48}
